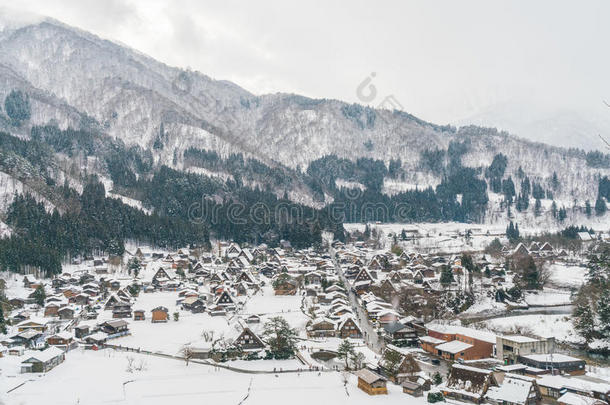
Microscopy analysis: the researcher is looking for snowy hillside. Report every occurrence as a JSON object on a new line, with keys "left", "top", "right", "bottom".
{"left": 0, "top": 15, "right": 608, "bottom": 227}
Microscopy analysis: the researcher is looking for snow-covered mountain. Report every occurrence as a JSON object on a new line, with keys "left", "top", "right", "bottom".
{"left": 0, "top": 15, "right": 609, "bottom": 227}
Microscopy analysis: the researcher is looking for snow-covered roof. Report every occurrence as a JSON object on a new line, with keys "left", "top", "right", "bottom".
{"left": 486, "top": 374, "right": 534, "bottom": 405}
{"left": 426, "top": 323, "right": 497, "bottom": 344}
{"left": 21, "top": 346, "right": 64, "bottom": 363}
{"left": 501, "top": 335, "right": 540, "bottom": 343}
{"left": 557, "top": 392, "right": 605, "bottom": 405}
{"left": 520, "top": 353, "right": 582, "bottom": 363}
{"left": 435, "top": 340, "right": 473, "bottom": 354}
{"left": 419, "top": 336, "right": 445, "bottom": 345}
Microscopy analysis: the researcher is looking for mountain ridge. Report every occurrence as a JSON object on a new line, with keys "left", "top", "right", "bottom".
{"left": 0, "top": 16, "right": 608, "bottom": 232}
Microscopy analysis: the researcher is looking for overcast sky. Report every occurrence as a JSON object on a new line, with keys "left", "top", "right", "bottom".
{"left": 2, "top": 0, "right": 610, "bottom": 146}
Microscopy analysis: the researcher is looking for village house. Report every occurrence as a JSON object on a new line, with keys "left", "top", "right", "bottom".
{"left": 486, "top": 373, "right": 541, "bottom": 405}
{"left": 215, "top": 290, "right": 236, "bottom": 307}
{"left": 57, "top": 307, "right": 75, "bottom": 320}
{"left": 337, "top": 316, "right": 362, "bottom": 339}
{"left": 21, "top": 346, "right": 66, "bottom": 373}
{"left": 10, "top": 330, "right": 45, "bottom": 349}
{"left": 16, "top": 320, "right": 47, "bottom": 333}
{"left": 112, "top": 303, "right": 133, "bottom": 318}
{"left": 378, "top": 348, "right": 421, "bottom": 384}
{"left": 383, "top": 322, "right": 418, "bottom": 346}
{"left": 536, "top": 374, "right": 610, "bottom": 403}
{"left": 419, "top": 335, "right": 446, "bottom": 353}
{"left": 442, "top": 364, "right": 498, "bottom": 404}
{"left": 355, "top": 368, "right": 388, "bottom": 395}
{"left": 518, "top": 353, "right": 585, "bottom": 375}
{"left": 245, "top": 314, "right": 261, "bottom": 324}
{"left": 74, "top": 325, "right": 91, "bottom": 339}
{"left": 273, "top": 277, "right": 298, "bottom": 296}
{"left": 101, "top": 320, "right": 129, "bottom": 336}
{"left": 402, "top": 380, "right": 424, "bottom": 397}
{"left": 133, "top": 309, "right": 145, "bottom": 321}
{"left": 496, "top": 336, "right": 556, "bottom": 364}
{"left": 426, "top": 324, "right": 496, "bottom": 360}
{"left": 233, "top": 328, "right": 266, "bottom": 350}
{"left": 307, "top": 318, "right": 336, "bottom": 338}
{"left": 46, "top": 332, "right": 75, "bottom": 349}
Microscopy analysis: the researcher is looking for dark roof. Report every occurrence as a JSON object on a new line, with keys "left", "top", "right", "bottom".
{"left": 401, "top": 380, "right": 422, "bottom": 390}
{"left": 383, "top": 321, "right": 413, "bottom": 334}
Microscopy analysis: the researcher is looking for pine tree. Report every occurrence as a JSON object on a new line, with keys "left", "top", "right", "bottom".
{"left": 337, "top": 339, "right": 356, "bottom": 369}
{"left": 534, "top": 198, "right": 542, "bottom": 217}
{"left": 598, "top": 289, "right": 610, "bottom": 338}
{"left": 595, "top": 196, "right": 607, "bottom": 216}
{"left": 585, "top": 200, "right": 592, "bottom": 217}
{"left": 551, "top": 172, "right": 560, "bottom": 190}
{"left": 573, "top": 302, "right": 596, "bottom": 343}
{"left": 440, "top": 266, "right": 455, "bottom": 286}
{"left": 0, "top": 305, "right": 7, "bottom": 334}
{"left": 33, "top": 285, "right": 46, "bottom": 307}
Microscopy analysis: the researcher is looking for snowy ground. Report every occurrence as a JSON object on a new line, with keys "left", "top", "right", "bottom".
{"left": 478, "top": 314, "right": 582, "bottom": 344}
{"left": 344, "top": 222, "right": 508, "bottom": 253}
{"left": 548, "top": 263, "right": 588, "bottom": 289}
{"left": 3, "top": 350, "right": 428, "bottom": 405}
{"left": 99, "top": 283, "right": 309, "bottom": 357}
{"left": 523, "top": 288, "right": 573, "bottom": 306}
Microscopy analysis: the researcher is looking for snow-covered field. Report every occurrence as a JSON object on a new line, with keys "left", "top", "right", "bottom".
{"left": 480, "top": 314, "right": 582, "bottom": 344}
{"left": 3, "top": 350, "right": 427, "bottom": 405}
{"left": 344, "top": 222, "right": 507, "bottom": 253}
{"left": 523, "top": 288, "right": 573, "bottom": 306}
{"left": 548, "top": 264, "right": 588, "bottom": 288}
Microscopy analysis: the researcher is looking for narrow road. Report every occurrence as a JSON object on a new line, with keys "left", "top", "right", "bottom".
{"left": 330, "top": 248, "right": 383, "bottom": 354}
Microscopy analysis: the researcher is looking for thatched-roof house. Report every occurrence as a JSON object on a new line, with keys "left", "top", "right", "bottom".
{"left": 441, "top": 364, "right": 498, "bottom": 403}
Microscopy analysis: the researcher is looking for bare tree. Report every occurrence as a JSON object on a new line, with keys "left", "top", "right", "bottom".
{"left": 181, "top": 345, "right": 194, "bottom": 366}
{"left": 201, "top": 330, "right": 215, "bottom": 342}
{"left": 125, "top": 356, "right": 135, "bottom": 373}
{"left": 135, "top": 359, "right": 147, "bottom": 371}
{"left": 538, "top": 262, "right": 553, "bottom": 288}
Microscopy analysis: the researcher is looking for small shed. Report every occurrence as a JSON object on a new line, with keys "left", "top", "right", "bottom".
{"left": 355, "top": 369, "right": 388, "bottom": 395}
{"left": 402, "top": 380, "right": 424, "bottom": 397}
{"left": 151, "top": 306, "right": 169, "bottom": 323}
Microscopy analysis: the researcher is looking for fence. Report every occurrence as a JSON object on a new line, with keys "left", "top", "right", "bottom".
{"left": 102, "top": 343, "right": 332, "bottom": 375}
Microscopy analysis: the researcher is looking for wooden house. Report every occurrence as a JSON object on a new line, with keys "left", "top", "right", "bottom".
{"left": 383, "top": 322, "right": 418, "bottom": 346}
{"left": 16, "top": 320, "right": 46, "bottom": 333}
{"left": 402, "top": 380, "right": 424, "bottom": 397}
{"left": 57, "top": 307, "right": 75, "bottom": 320}
{"left": 20, "top": 347, "right": 65, "bottom": 373}
{"left": 101, "top": 320, "right": 129, "bottom": 335}
{"left": 233, "top": 328, "right": 265, "bottom": 350}
{"left": 215, "top": 290, "right": 235, "bottom": 307}
{"left": 133, "top": 310, "right": 145, "bottom": 321}
{"left": 307, "top": 318, "right": 336, "bottom": 338}
{"left": 112, "top": 303, "right": 132, "bottom": 319}
{"left": 44, "top": 303, "right": 60, "bottom": 317}
{"left": 486, "top": 374, "right": 541, "bottom": 405}
{"left": 273, "top": 277, "right": 298, "bottom": 296}
{"left": 151, "top": 306, "right": 169, "bottom": 323}
{"left": 337, "top": 316, "right": 362, "bottom": 339}
{"left": 442, "top": 364, "right": 498, "bottom": 404}
{"left": 245, "top": 314, "right": 261, "bottom": 324}
{"left": 46, "top": 332, "right": 74, "bottom": 348}
{"left": 355, "top": 369, "right": 388, "bottom": 395}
